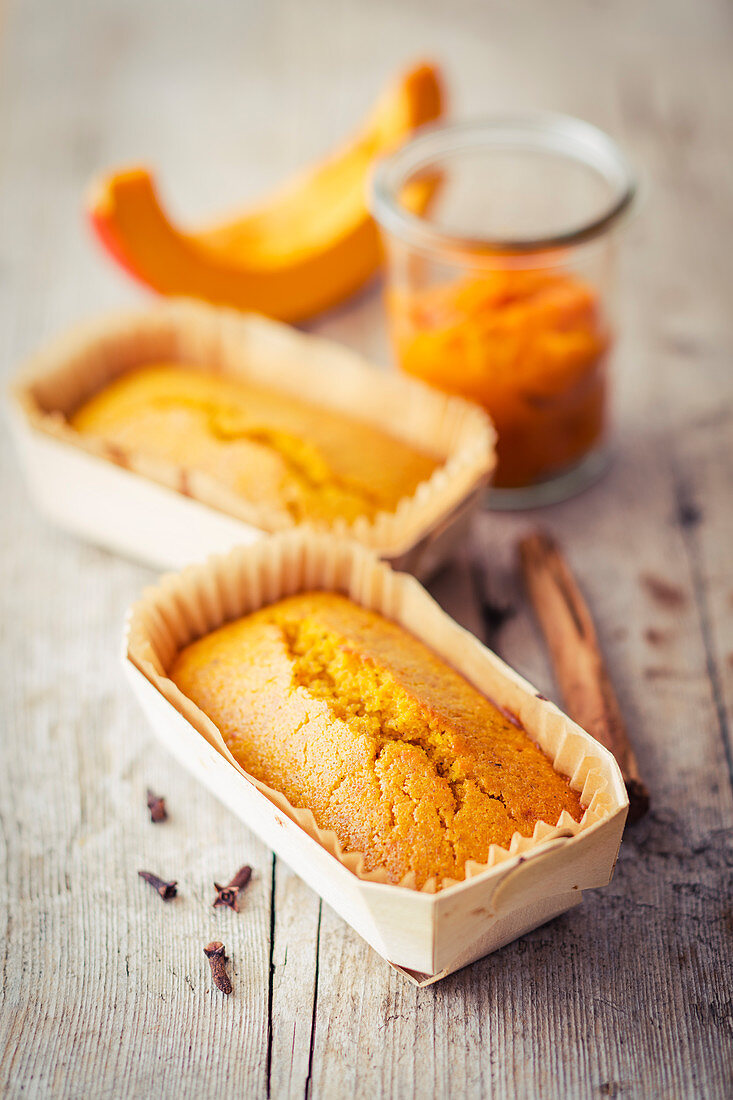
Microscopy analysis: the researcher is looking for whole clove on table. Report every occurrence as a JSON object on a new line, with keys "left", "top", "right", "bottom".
{"left": 146, "top": 788, "right": 168, "bottom": 823}
{"left": 213, "top": 864, "right": 252, "bottom": 911}
{"left": 138, "top": 870, "right": 177, "bottom": 900}
{"left": 204, "top": 941, "right": 232, "bottom": 994}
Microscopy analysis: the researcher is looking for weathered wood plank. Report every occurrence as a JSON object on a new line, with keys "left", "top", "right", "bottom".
{"left": 0, "top": 532, "right": 276, "bottom": 1100}
{"left": 671, "top": 409, "right": 733, "bottom": 790}
{"left": 306, "top": 435, "right": 733, "bottom": 1100}
{"left": 268, "top": 863, "right": 321, "bottom": 1100}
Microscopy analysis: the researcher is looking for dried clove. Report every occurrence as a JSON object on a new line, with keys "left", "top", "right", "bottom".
{"left": 204, "top": 941, "right": 232, "bottom": 995}
{"left": 146, "top": 788, "right": 168, "bottom": 823}
{"left": 213, "top": 864, "right": 252, "bottom": 911}
{"left": 138, "top": 870, "right": 177, "bottom": 900}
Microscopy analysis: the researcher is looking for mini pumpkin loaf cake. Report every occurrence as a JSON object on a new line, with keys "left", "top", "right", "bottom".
{"left": 170, "top": 591, "right": 584, "bottom": 887}
{"left": 71, "top": 365, "right": 438, "bottom": 525}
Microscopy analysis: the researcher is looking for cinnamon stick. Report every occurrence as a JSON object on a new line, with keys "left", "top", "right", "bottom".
{"left": 519, "top": 529, "right": 649, "bottom": 823}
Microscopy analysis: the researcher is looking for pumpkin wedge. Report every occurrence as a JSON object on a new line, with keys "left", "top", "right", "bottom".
{"left": 88, "top": 61, "right": 443, "bottom": 322}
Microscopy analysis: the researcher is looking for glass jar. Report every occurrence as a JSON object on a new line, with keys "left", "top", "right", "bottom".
{"left": 371, "top": 114, "right": 636, "bottom": 508}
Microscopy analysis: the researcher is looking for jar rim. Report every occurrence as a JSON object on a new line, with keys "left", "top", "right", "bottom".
{"left": 370, "top": 113, "right": 637, "bottom": 256}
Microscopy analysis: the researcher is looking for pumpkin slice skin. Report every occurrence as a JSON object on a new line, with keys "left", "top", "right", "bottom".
{"left": 87, "top": 62, "right": 443, "bottom": 322}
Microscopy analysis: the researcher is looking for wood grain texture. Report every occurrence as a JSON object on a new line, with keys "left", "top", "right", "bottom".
{"left": 0, "top": 0, "right": 731, "bottom": 1098}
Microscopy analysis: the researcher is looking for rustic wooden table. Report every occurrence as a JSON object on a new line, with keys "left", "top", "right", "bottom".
{"left": 1, "top": 1, "right": 731, "bottom": 1097}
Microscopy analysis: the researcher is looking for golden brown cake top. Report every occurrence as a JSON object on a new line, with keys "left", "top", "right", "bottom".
{"left": 170, "top": 592, "right": 584, "bottom": 887}
{"left": 70, "top": 364, "right": 438, "bottom": 525}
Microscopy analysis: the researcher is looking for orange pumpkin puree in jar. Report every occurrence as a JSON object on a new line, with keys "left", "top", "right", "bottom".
{"left": 389, "top": 266, "right": 610, "bottom": 489}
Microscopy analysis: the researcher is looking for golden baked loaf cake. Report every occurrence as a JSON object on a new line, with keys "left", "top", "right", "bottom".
{"left": 170, "top": 592, "right": 584, "bottom": 887}
{"left": 71, "top": 365, "right": 438, "bottom": 525}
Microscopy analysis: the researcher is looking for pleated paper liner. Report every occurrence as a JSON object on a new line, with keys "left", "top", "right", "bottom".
{"left": 10, "top": 299, "right": 495, "bottom": 563}
{"left": 125, "top": 529, "right": 627, "bottom": 894}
